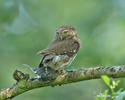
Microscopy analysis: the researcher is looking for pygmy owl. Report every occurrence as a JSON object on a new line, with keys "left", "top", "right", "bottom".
{"left": 26, "top": 25, "right": 81, "bottom": 80}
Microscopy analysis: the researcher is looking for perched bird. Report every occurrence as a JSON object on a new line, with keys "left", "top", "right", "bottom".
{"left": 26, "top": 25, "right": 81, "bottom": 80}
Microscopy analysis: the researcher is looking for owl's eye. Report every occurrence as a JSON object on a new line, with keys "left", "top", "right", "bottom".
{"left": 63, "top": 30, "right": 69, "bottom": 34}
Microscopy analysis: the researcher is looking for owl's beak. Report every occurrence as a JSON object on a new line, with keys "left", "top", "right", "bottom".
{"left": 60, "top": 36, "right": 63, "bottom": 40}
{"left": 65, "top": 32, "right": 68, "bottom": 35}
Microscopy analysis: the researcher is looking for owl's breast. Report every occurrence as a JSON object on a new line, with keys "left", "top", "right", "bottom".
{"left": 43, "top": 54, "right": 76, "bottom": 70}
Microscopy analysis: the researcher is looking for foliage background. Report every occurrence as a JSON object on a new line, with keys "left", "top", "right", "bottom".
{"left": 0, "top": 0, "right": 125, "bottom": 100}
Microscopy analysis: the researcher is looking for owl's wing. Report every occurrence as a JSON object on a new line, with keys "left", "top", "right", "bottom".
{"left": 37, "top": 39, "right": 80, "bottom": 57}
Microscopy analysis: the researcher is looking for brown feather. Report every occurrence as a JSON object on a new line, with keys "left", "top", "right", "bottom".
{"left": 37, "top": 38, "right": 80, "bottom": 57}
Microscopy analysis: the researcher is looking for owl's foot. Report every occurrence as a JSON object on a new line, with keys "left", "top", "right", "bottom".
{"left": 44, "top": 67, "right": 58, "bottom": 81}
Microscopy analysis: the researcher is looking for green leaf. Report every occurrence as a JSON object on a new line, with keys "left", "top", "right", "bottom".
{"left": 101, "top": 75, "right": 110, "bottom": 87}
{"left": 95, "top": 89, "right": 109, "bottom": 100}
{"left": 95, "top": 97, "right": 105, "bottom": 100}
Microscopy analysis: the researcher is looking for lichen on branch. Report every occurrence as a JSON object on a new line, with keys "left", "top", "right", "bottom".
{"left": 0, "top": 65, "right": 125, "bottom": 100}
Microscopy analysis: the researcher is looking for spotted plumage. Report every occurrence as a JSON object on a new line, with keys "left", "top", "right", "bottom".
{"left": 37, "top": 25, "right": 80, "bottom": 70}
{"left": 26, "top": 25, "right": 81, "bottom": 80}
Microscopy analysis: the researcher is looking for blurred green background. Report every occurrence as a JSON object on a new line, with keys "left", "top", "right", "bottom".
{"left": 0, "top": 0, "right": 125, "bottom": 100}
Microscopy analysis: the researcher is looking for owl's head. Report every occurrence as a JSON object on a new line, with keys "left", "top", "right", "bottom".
{"left": 56, "top": 25, "right": 78, "bottom": 40}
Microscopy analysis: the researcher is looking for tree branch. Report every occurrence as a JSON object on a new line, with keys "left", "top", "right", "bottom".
{"left": 0, "top": 65, "right": 125, "bottom": 100}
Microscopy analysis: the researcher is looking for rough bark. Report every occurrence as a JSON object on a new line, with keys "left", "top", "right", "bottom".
{"left": 0, "top": 65, "right": 125, "bottom": 100}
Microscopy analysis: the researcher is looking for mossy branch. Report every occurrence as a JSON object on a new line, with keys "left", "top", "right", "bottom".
{"left": 0, "top": 65, "right": 125, "bottom": 100}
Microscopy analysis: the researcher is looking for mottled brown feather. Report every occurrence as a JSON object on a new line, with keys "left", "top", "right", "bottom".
{"left": 37, "top": 38, "right": 80, "bottom": 57}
